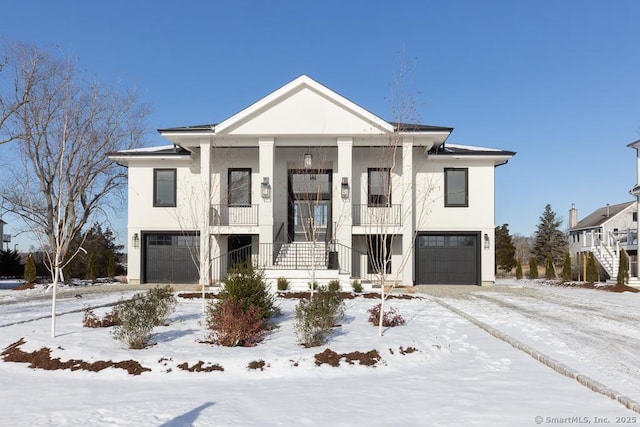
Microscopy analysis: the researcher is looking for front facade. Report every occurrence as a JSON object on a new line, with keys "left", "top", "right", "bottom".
{"left": 110, "top": 76, "right": 514, "bottom": 288}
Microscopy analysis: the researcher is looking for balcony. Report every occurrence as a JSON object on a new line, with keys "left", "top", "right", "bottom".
{"left": 211, "top": 204, "right": 259, "bottom": 226}
{"left": 352, "top": 204, "right": 402, "bottom": 226}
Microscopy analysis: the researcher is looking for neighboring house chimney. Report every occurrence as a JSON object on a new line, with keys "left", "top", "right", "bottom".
{"left": 606, "top": 203, "right": 610, "bottom": 218}
{"left": 569, "top": 204, "right": 578, "bottom": 228}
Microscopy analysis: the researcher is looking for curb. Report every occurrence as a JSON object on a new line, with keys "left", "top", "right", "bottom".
{"left": 433, "top": 297, "right": 640, "bottom": 414}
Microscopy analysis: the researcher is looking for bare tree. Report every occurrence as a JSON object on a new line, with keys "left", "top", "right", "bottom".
{"left": 0, "top": 41, "right": 148, "bottom": 337}
{"left": 363, "top": 58, "right": 436, "bottom": 336}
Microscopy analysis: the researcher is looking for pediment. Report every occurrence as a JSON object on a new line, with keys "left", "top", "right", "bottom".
{"left": 215, "top": 75, "right": 393, "bottom": 136}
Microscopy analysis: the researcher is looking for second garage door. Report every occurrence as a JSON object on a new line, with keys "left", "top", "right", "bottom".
{"left": 416, "top": 233, "right": 479, "bottom": 285}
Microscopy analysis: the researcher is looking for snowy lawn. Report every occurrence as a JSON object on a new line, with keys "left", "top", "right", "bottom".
{"left": 0, "top": 281, "right": 638, "bottom": 426}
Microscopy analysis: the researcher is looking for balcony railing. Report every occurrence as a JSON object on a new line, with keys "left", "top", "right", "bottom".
{"left": 352, "top": 204, "right": 402, "bottom": 226}
{"left": 211, "top": 204, "right": 259, "bottom": 226}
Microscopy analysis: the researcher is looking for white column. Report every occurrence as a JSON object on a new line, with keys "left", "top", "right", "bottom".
{"left": 259, "top": 138, "right": 275, "bottom": 244}
{"left": 336, "top": 138, "right": 353, "bottom": 249}
{"left": 401, "top": 138, "right": 414, "bottom": 286}
{"left": 636, "top": 145, "right": 640, "bottom": 279}
{"left": 199, "top": 140, "right": 211, "bottom": 286}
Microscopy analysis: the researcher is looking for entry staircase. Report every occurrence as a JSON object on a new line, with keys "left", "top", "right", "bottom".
{"left": 211, "top": 241, "right": 375, "bottom": 290}
{"left": 582, "top": 231, "right": 638, "bottom": 285}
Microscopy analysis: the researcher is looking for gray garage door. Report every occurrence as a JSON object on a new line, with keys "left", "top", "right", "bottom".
{"left": 416, "top": 233, "right": 479, "bottom": 285}
{"left": 143, "top": 233, "right": 199, "bottom": 283}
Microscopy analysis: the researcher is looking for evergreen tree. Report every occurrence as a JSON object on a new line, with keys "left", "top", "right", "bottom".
{"left": 529, "top": 257, "right": 538, "bottom": 279}
{"left": 24, "top": 254, "right": 37, "bottom": 283}
{"left": 495, "top": 224, "right": 517, "bottom": 273}
{"left": 545, "top": 254, "right": 554, "bottom": 279}
{"left": 0, "top": 249, "right": 23, "bottom": 277}
{"left": 515, "top": 260, "right": 523, "bottom": 280}
{"left": 107, "top": 253, "right": 116, "bottom": 277}
{"left": 562, "top": 252, "right": 572, "bottom": 282}
{"left": 617, "top": 250, "right": 629, "bottom": 285}
{"left": 86, "top": 252, "right": 96, "bottom": 280}
{"left": 65, "top": 223, "right": 124, "bottom": 279}
{"left": 532, "top": 204, "right": 568, "bottom": 265}
{"left": 586, "top": 252, "right": 598, "bottom": 283}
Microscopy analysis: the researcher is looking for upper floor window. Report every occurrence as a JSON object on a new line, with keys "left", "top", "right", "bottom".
{"left": 444, "top": 168, "right": 468, "bottom": 207}
{"left": 228, "top": 168, "right": 251, "bottom": 206}
{"left": 368, "top": 168, "right": 391, "bottom": 207}
{"left": 153, "top": 169, "right": 176, "bottom": 207}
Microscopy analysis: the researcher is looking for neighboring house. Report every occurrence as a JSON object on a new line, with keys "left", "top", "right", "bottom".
{"left": 109, "top": 75, "right": 515, "bottom": 288}
{"left": 568, "top": 202, "right": 637, "bottom": 279}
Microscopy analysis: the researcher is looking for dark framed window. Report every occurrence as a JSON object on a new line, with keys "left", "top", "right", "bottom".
{"left": 228, "top": 168, "right": 251, "bottom": 206}
{"left": 368, "top": 168, "right": 391, "bottom": 206}
{"left": 444, "top": 168, "right": 468, "bottom": 207}
{"left": 367, "top": 235, "right": 392, "bottom": 274}
{"left": 153, "top": 169, "right": 177, "bottom": 207}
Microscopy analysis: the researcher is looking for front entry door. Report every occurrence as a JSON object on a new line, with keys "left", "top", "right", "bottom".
{"left": 288, "top": 170, "right": 332, "bottom": 242}
{"left": 294, "top": 200, "right": 329, "bottom": 241}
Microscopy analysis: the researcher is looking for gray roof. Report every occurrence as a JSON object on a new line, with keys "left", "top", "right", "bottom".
{"left": 571, "top": 201, "right": 635, "bottom": 230}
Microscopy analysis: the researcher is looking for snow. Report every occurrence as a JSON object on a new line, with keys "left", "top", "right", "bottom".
{"left": 0, "top": 280, "right": 639, "bottom": 426}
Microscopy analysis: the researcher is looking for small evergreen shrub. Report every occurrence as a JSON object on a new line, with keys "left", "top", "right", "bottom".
{"left": 206, "top": 298, "right": 266, "bottom": 347}
{"left": 515, "top": 260, "right": 523, "bottom": 280}
{"left": 23, "top": 254, "right": 37, "bottom": 284}
{"left": 276, "top": 277, "right": 289, "bottom": 291}
{"left": 617, "top": 250, "right": 629, "bottom": 285}
{"left": 367, "top": 303, "right": 406, "bottom": 327}
{"left": 586, "top": 252, "right": 598, "bottom": 283}
{"left": 111, "top": 293, "right": 159, "bottom": 349}
{"left": 217, "top": 263, "right": 279, "bottom": 319}
{"left": 562, "top": 252, "right": 572, "bottom": 282}
{"left": 351, "top": 280, "right": 363, "bottom": 293}
{"left": 308, "top": 281, "right": 318, "bottom": 291}
{"left": 327, "top": 279, "right": 340, "bottom": 292}
{"left": 545, "top": 255, "right": 554, "bottom": 280}
{"left": 294, "top": 286, "right": 345, "bottom": 347}
{"left": 147, "top": 285, "right": 177, "bottom": 326}
{"left": 86, "top": 252, "right": 96, "bottom": 280}
{"left": 529, "top": 257, "right": 538, "bottom": 279}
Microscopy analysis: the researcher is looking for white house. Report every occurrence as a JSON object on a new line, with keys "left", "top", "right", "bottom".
{"left": 109, "top": 75, "right": 515, "bottom": 288}
{"left": 568, "top": 202, "right": 637, "bottom": 280}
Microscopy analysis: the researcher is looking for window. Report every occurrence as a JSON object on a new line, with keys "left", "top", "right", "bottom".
{"left": 228, "top": 169, "right": 251, "bottom": 206}
{"left": 368, "top": 168, "right": 391, "bottom": 206}
{"left": 153, "top": 169, "right": 176, "bottom": 207}
{"left": 367, "top": 235, "right": 392, "bottom": 274}
{"left": 444, "top": 168, "right": 468, "bottom": 207}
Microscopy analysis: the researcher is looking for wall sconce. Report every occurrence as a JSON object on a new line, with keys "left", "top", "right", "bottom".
{"left": 484, "top": 233, "right": 490, "bottom": 250}
{"left": 341, "top": 177, "right": 350, "bottom": 199}
{"left": 303, "top": 153, "right": 312, "bottom": 169}
{"left": 261, "top": 177, "right": 271, "bottom": 199}
{"left": 132, "top": 233, "right": 140, "bottom": 249}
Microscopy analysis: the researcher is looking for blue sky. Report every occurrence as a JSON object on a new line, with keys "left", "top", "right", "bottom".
{"left": 1, "top": 0, "right": 640, "bottom": 251}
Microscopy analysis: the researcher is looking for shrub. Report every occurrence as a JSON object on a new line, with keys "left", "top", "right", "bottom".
{"left": 308, "top": 281, "right": 318, "bottom": 291}
{"left": 23, "top": 254, "right": 37, "bottom": 283}
{"left": 367, "top": 303, "right": 406, "bottom": 327}
{"left": 351, "top": 280, "right": 363, "bottom": 293}
{"left": 562, "top": 252, "right": 572, "bottom": 282}
{"left": 529, "top": 257, "right": 538, "bottom": 279}
{"left": 586, "top": 252, "right": 598, "bottom": 282}
{"left": 217, "top": 263, "right": 279, "bottom": 319}
{"left": 544, "top": 254, "right": 554, "bottom": 280}
{"left": 111, "top": 293, "right": 159, "bottom": 349}
{"left": 327, "top": 279, "right": 340, "bottom": 292}
{"left": 82, "top": 308, "right": 116, "bottom": 328}
{"left": 276, "top": 276, "right": 289, "bottom": 291}
{"left": 515, "top": 260, "right": 523, "bottom": 280}
{"left": 147, "top": 285, "right": 177, "bottom": 326}
{"left": 294, "top": 286, "right": 345, "bottom": 347}
{"left": 617, "top": 250, "right": 629, "bottom": 285}
{"left": 206, "top": 298, "right": 266, "bottom": 347}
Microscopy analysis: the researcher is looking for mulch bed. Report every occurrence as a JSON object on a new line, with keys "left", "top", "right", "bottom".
{"left": 547, "top": 281, "right": 640, "bottom": 293}
{"left": 177, "top": 292, "right": 218, "bottom": 299}
{"left": 314, "top": 348, "right": 382, "bottom": 367}
{"left": 12, "top": 282, "right": 36, "bottom": 291}
{"left": 1, "top": 338, "right": 151, "bottom": 375}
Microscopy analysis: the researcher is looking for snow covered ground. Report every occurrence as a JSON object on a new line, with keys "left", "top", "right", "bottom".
{"left": 0, "top": 280, "right": 639, "bottom": 426}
